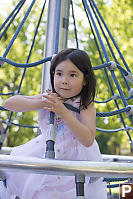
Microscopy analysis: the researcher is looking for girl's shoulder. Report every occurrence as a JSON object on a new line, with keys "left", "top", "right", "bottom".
{"left": 80, "top": 102, "right": 96, "bottom": 119}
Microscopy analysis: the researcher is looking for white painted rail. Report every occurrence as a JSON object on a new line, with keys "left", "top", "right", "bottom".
{"left": 0, "top": 155, "right": 133, "bottom": 178}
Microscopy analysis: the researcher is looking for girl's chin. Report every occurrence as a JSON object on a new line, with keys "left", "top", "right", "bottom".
{"left": 60, "top": 95, "right": 77, "bottom": 100}
{"left": 58, "top": 93, "right": 71, "bottom": 99}
{"left": 60, "top": 95, "right": 70, "bottom": 100}
{"left": 56, "top": 91, "right": 77, "bottom": 99}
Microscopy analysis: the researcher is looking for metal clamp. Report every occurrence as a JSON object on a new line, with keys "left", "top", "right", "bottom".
{"left": 5, "top": 120, "right": 11, "bottom": 127}
{"left": 129, "top": 88, "right": 133, "bottom": 97}
{"left": 126, "top": 105, "right": 133, "bottom": 116}
{"left": 108, "top": 61, "right": 117, "bottom": 71}
{"left": 125, "top": 71, "right": 133, "bottom": 84}
{"left": 14, "top": 90, "right": 19, "bottom": 95}
{"left": 111, "top": 93, "right": 119, "bottom": 100}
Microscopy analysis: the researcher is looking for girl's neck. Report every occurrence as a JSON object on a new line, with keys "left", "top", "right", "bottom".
{"left": 63, "top": 93, "right": 80, "bottom": 102}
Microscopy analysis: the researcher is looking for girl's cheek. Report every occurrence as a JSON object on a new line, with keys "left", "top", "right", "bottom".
{"left": 54, "top": 80, "right": 60, "bottom": 87}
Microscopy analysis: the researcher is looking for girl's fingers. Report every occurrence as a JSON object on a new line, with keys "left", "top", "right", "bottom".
{"left": 45, "top": 90, "right": 64, "bottom": 103}
{"left": 46, "top": 89, "right": 52, "bottom": 94}
{"left": 46, "top": 89, "right": 61, "bottom": 98}
{"left": 43, "top": 92, "right": 63, "bottom": 103}
{"left": 46, "top": 90, "right": 57, "bottom": 97}
{"left": 58, "top": 97, "right": 64, "bottom": 102}
{"left": 43, "top": 106, "right": 55, "bottom": 112}
{"left": 42, "top": 94, "right": 56, "bottom": 103}
{"left": 42, "top": 99, "right": 54, "bottom": 107}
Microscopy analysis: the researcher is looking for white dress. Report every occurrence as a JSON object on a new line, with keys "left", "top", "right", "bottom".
{"left": 0, "top": 98, "right": 107, "bottom": 199}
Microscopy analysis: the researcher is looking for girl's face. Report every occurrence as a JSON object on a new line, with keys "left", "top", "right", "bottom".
{"left": 54, "top": 59, "right": 85, "bottom": 99}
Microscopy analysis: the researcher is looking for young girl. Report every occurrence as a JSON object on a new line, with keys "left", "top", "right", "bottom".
{"left": 1, "top": 48, "right": 107, "bottom": 199}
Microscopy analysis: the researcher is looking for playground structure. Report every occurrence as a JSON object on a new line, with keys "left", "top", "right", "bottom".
{"left": 0, "top": 0, "right": 133, "bottom": 198}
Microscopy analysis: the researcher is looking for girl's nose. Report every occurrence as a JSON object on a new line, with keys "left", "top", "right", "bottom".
{"left": 62, "top": 76, "right": 69, "bottom": 85}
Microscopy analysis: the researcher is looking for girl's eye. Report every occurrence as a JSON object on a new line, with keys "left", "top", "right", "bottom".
{"left": 56, "top": 72, "right": 62, "bottom": 76}
{"left": 70, "top": 73, "right": 76, "bottom": 77}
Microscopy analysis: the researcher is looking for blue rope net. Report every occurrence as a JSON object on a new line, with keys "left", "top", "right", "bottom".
{"left": 0, "top": 0, "right": 133, "bottom": 196}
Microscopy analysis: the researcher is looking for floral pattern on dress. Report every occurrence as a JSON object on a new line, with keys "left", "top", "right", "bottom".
{"left": 55, "top": 115, "right": 64, "bottom": 136}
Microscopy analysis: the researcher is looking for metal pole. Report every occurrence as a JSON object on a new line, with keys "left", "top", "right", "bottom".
{"left": 41, "top": 0, "right": 58, "bottom": 93}
{"left": 40, "top": 2, "right": 86, "bottom": 197}
{"left": 59, "top": 0, "right": 71, "bottom": 51}
{"left": 40, "top": 0, "right": 71, "bottom": 159}
{"left": 75, "top": 175, "right": 86, "bottom": 199}
{"left": 0, "top": 155, "right": 133, "bottom": 178}
{"left": 41, "top": 0, "right": 70, "bottom": 93}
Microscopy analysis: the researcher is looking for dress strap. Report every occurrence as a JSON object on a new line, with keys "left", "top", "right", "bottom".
{"left": 64, "top": 103, "right": 80, "bottom": 114}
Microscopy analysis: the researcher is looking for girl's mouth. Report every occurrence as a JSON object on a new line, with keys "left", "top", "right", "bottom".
{"left": 60, "top": 88, "right": 70, "bottom": 90}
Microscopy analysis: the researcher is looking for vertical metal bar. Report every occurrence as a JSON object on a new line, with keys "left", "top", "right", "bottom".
{"left": 59, "top": 0, "right": 71, "bottom": 51}
{"left": 41, "top": 0, "right": 70, "bottom": 93}
{"left": 42, "top": 0, "right": 59, "bottom": 159}
{"left": 41, "top": 0, "right": 71, "bottom": 159}
{"left": 41, "top": 0, "right": 58, "bottom": 93}
{"left": 75, "top": 175, "right": 86, "bottom": 199}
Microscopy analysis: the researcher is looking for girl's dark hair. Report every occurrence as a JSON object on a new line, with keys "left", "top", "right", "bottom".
{"left": 50, "top": 48, "right": 96, "bottom": 109}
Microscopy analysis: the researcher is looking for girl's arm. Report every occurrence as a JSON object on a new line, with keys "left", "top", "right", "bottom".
{"left": 3, "top": 94, "right": 52, "bottom": 112}
{"left": 4, "top": 91, "right": 63, "bottom": 112}
{"left": 42, "top": 90, "right": 96, "bottom": 147}
{"left": 62, "top": 103, "right": 96, "bottom": 147}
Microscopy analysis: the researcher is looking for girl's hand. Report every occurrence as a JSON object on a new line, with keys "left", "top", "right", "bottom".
{"left": 42, "top": 90, "right": 67, "bottom": 116}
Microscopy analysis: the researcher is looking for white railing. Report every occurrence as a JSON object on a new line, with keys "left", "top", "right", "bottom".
{"left": 102, "top": 154, "right": 133, "bottom": 162}
{"left": 0, "top": 155, "right": 133, "bottom": 179}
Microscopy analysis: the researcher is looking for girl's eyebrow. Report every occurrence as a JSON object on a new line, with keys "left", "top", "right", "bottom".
{"left": 55, "top": 69, "right": 62, "bottom": 72}
{"left": 69, "top": 70, "right": 78, "bottom": 73}
{"left": 55, "top": 69, "right": 79, "bottom": 74}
